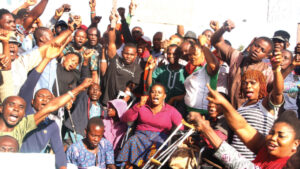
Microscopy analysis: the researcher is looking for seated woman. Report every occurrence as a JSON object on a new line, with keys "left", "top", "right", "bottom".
{"left": 189, "top": 98, "right": 300, "bottom": 168}
{"left": 116, "top": 84, "right": 183, "bottom": 168}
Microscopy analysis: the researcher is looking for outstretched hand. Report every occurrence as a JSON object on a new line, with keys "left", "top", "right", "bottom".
{"left": 117, "top": 7, "right": 126, "bottom": 19}
{"left": 80, "top": 78, "right": 93, "bottom": 89}
{"left": 68, "top": 14, "right": 81, "bottom": 31}
{"left": 139, "top": 95, "right": 149, "bottom": 107}
{"left": 83, "top": 49, "right": 95, "bottom": 60}
{"left": 0, "top": 29, "right": 12, "bottom": 43}
{"left": 45, "top": 42, "right": 65, "bottom": 59}
{"left": 0, "top": 54, "right": 10, "bottom": 70}
{"left": 187, "top": 112, "right": 210, "bottom": 132}
{"left": 198, "top": 35, "right": 208, "bottom": 47}
{"left": 89, "top": 0, "right": 96, "bottom": 9}
{"left": 92, "top": 16, "right": 102, "bottom": 25}
{"left": 109, "top": 10, "right": 119, "bottom": 28}
{"left": 293, "top": 43, "right": 300, "bottom": 66}
{"left": 129, "top": 0, "right": 138, "bottom": 16}
{"left": 269, "top": 47, "right": 283, "bottom": 70}
{"left": 206, "top": 84, "right": 227, "bottom": 105}
{"left": 222, "top": 20, "right": 235, "bottom": 32}
{"left": 210, "top": 20, "right": 219, "bottom": 32}
{"left": 146, "top": 58, "right": 156, "bottom": 70}
{"left": 25, "top": 0, "right": 37, "bottom": 6}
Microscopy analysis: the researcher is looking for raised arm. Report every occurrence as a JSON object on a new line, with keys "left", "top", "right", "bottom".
{"left": 12, "top": 0, "right": 37, "bottom": 15}
{"left": 118, "top": 7, "right": 135, "bottom": 44}
{"left": 23, "top": 0, "right": 49, "bottom": 31}
{"left": 0, "top": 29, "right": 11, "bottom": 70}
{"left": 146, "top": 59, "right": 156, "bottom": 89}
{"left": 281, "top": 43, "right": 300, "bottom": 78}
{"left": 100, "top": 47, "right": 108, "bottom": 76}
{"left": 107, "top": 12, "right": 118, "bottom": 59}
{"left": 34, "top": 78, "right": 93, "bottom": 125}
{"left": 177, "top": 25, "right": 184, "bottom": 37}
{"left": 199, "top": 35, "right": 219, "bottom": 76}
{"left": 206, "top": 84, "right": 265, "bottom": 154}
{"left": 38, "top": 17, "right": 79, "bottom": 58}
{"left": 262, "top": 48, "right": 284, "bottom": 112}
{"left": 210, "top": 20, "right": 235, "bottom": 60}
{"left": 89, "top": 0, "right": 96, "bottom": 23}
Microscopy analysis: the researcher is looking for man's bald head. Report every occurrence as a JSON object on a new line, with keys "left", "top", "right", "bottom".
{"left": 0, "top": 135, "right": 19, "bottom": 152}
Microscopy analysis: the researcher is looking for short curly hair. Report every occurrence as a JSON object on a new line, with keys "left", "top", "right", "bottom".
{"left": 240, "top": 70, "right": 267, "bottom": 99}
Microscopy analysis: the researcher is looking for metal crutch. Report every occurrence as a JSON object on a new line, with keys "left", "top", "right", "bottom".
{"left": 66, "top": 109, "right": 78, "bottom": 142}
{"left": 142, "top": 120, "right": 196, "bottom": 169}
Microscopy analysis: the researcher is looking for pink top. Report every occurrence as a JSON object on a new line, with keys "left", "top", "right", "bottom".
{"left": 121, "top": 103, "right": 183, "bottom": 133}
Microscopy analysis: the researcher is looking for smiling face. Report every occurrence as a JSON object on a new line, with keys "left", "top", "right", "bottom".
{"left": 88, "top": 84, "right": 101, "bottom": 101}
{"left": 2, "top": 96, "right": 26, "bottom": 128}
{"left": 249, "top": 39, "right": 272, "bottom": 62}
{"left": 265, "top": 122, "right": 299, "bottom": 158}
{"left": 74, "top": 30, "right": 87, "bottom": 48}
{"left": 62, "top": 53, "right": 80, "bottom": 71}
{"left": 0, "top": 13, "right": 16, "bottom": 31}
{"left": 32, "top": 89, "right": 54, "bottom": 111}
{"left": 167, "top": 46, "right": 178, "bottom": 65}
{"left": 150, "top": 85, "right": 166, "bottom": 106}
{"left": 86, "top": 124, "right": 104, "bottom": 149}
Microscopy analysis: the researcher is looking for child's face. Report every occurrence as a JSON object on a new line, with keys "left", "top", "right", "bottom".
{"left": 108, "top": 107, "right": 117, "bottom": 118}
{"left": 208, "top": 102, "right": 219, "bottom": 119}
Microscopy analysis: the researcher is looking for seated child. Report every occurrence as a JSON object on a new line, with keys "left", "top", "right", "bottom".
{"left": 103, "top": 99, "right": 128, "bottom": 156}
{"left": 66, "top": 117, "right": 116, "bottom": 169}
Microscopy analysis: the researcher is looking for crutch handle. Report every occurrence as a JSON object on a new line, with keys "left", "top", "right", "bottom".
{"left": 150, "top": 158, "right": 161, "bottom": 166}
{"left": 181, "top": 119, "right": 195, "bottom": 129}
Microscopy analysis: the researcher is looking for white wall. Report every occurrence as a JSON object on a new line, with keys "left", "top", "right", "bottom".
{"left": 3, "top": 0, "right": 300, "bottom": 50}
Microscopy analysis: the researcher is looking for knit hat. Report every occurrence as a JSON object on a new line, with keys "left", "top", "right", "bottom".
{"left": 107, "top": 99, "right": 128, "bottom": 118}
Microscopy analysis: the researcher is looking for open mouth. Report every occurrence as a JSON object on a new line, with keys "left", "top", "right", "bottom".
{"left": 246, "top": 91, "right": 254, "bottom": 98}
{"left": 152, "top": 98, "right": 159, "bottom": 102}
{"left": 267, "top": 142, "right": 278, "bottom": 151}
{"left": 9, "top": 114, "right": 18, "bottom": 122}
{"left": 209, "top": 109, "right": 216, "bottom": 114}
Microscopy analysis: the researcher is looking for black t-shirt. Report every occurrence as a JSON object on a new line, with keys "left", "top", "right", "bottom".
{"left": 52, "top": 64, "right": 80, "bottom": 97}
{"left": 101, "top": 54, "right": 143, "bottom": 105}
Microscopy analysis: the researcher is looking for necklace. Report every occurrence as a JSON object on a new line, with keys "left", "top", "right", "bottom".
{"left": 166, "top": 66, "right": 179, "bottom": 89}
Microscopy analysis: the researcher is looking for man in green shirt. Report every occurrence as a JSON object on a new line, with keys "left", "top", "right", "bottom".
{"left": 146, "top": 44, "right": 186, "bottom": 104}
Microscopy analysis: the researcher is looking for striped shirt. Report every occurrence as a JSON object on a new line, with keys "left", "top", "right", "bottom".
{"left": 231, "top": 100, "right": 275, "bottom": 161}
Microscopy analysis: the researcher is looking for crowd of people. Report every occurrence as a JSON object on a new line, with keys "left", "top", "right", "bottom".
{"left": 0, "top": 0, "right": 300, "bottom": 169}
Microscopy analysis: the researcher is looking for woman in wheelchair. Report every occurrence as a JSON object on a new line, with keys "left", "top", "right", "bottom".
{"left": 116, "top": 83, "right": 184, "bottom": 168}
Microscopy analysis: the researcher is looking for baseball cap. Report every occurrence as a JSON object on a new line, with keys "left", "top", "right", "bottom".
{"left": 55, "top": 20, "right": 68, "bottom": 28}
{"left": 272, "top": 30, "right": 290, "bottom": 42}
{"left": 184, "top": 31, "right": 197, "bottom": 40}
{"left": 9, "top": 34, "right": 22, "bottom": 47}
{"left": 141, "top": 36, "right": 152, "bottom": 47}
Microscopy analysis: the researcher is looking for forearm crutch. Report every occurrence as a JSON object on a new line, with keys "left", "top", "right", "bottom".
{"left": 117, "top": 90, "right": 136, "bottom": 109}
{"left": 66, "top": 109, "right": 78, "bottom": 142}
{"left": 142, "top": 120, "right": 196, "bottom": 169}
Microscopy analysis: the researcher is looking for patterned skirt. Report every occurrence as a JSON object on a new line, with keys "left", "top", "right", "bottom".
{"left": 116, "top": 130, "right": 167, "bottom": 167}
